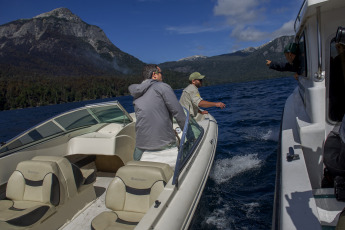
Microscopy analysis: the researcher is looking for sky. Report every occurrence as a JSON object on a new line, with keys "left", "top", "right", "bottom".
{"left": 0, "top": 0, "right": 303, "bottom": 64}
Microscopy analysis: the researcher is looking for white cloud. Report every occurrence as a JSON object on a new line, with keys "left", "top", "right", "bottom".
{"left": 231, "top": 25, "right": 268, "bottom": 41}
{"left": 214, "top": 0, "right": 295, "bottom": 42}
{"left": 214, "top": 0, "right": 265, "bottom": 25}
{"left": 271, "top": 20, "right": 295, "bottom": 37}
{"left": 231, "top": 20, "right": 294, "bottom": 42}
{"left": 164, "top": 0, "right": 296, "bottom": 43}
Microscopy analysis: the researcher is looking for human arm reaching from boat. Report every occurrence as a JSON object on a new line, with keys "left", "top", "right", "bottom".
{"left": 266, "top": 43, "right": 301, "bottom": 80}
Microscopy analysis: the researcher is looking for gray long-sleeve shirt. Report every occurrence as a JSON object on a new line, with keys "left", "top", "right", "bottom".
{"left": 128, "top": 79, "right": 186, "bottom": 150}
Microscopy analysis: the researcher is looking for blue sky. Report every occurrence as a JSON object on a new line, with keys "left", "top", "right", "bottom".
{"left": 0, "top": 0, "right": 303, "bottom": 63}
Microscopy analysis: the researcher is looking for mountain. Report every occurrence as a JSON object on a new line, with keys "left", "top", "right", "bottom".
{"left": 0, "top": 8, "right": 145, "bottom": 77}
{"left": 159, "top": 35, "right": 294, "bottom": 84}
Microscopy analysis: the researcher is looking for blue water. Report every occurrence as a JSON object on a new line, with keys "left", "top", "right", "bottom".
{"left": 0, "top": 77, "right": 297, "bottom": 229}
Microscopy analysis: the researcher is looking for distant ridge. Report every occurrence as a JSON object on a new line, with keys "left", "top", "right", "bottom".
{"left": 178, "top": 55, "right": 207, "bottom": 62}
{"left": 159, "top": 35, "right": 294, "bottom": 83}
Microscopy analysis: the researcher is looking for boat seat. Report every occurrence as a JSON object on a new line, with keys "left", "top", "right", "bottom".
{"left": 91, "top": 162, "right": 171, "bottom": 230}
{"left": 126, "top": 160, "right": 173, "bottom": 181}
{"left": 0, "top": 160, "right": 60, "bottom": 227}
{"left": 32, "top": 156, "right": 96, "bottom": 190}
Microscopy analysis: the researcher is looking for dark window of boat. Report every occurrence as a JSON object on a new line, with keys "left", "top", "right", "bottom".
{"left": 297, "top": 33, "right": 308, "bottom": 77}
{"left": 328, "top": 38, "right": 345, "bottom": 122}
{"left": 0, "top": 121, "right": 64, "bottom": 155}
{"left": 180, "top": 117, "right": 204, "bottom": 167}
{"left": 55, "top": 110, "right": 98, "bottom": 130}
{"left": 89, "top": 106, "right": 131, "bottom": 124}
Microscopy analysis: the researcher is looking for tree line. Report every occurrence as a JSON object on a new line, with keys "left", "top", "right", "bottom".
{"left": 0, "top": 70, "right": 189, "bottom": 111}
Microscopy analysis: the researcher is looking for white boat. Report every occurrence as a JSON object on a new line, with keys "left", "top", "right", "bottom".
{"left": 0, "top": 101, "right": 218, "bottom": 229}
{"left": 273, "top": 0, "right": 345, "bottom": 229}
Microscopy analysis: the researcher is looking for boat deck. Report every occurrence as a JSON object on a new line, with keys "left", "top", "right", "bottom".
{"left": 60, "top": 173, "right": 115, "bottom": 230}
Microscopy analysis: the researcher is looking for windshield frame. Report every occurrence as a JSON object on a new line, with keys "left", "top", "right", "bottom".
{"left": 172, "top": 108, "right": 204, "bottom": 186}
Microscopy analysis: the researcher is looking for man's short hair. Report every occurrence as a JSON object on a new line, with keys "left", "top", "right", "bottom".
{"left": 142, "top": 64, "right": 158, "bottom": 80}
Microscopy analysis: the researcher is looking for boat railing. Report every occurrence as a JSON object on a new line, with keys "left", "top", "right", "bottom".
{"left": 294, "top": 0, "right": 307, "bottom": 33}
{"left": 315, "top": 6, "right": 324, "bottom": 82}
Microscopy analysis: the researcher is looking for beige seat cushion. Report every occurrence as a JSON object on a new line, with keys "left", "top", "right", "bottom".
{"left": 126, "top": 160, "right": 173, "bottom": 182}
{"left": 91, "top": 164, "right": 169, "bottom": 230}
{"left": 0, "top": 160, "right": 60, "bottom": 227}
{"left": 91, "top": 211, "right": 143, "bottom": 230}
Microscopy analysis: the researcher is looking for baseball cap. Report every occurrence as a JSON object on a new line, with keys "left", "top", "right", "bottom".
{"left": 284, "top": 43, "right": 298, "bottom": 54}
{"left": 189, "top": 72, "right": 205, "bottom": 81}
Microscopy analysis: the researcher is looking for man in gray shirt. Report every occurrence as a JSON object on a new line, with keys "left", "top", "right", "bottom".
{"left": 128, "top": 64, "right": 186, "bottom": 160}
{"left": 180, "top": 72, "right": 226, "bottom": 117}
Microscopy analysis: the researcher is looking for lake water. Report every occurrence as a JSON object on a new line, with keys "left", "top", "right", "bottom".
{"left": 0, "top": 76, "right": 297, "bottom": 229}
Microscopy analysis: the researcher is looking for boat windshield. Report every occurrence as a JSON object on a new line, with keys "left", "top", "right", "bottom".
{"left": 173, "top": 108, "right": 204, "bottom": 185}
{"left": 0, "top": 101, "right": 132, "bottom": 157}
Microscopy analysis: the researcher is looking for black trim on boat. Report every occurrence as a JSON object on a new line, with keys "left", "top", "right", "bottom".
{"left": 9, "top": 206, "right": 25, "bottom": 211}
{"left": 24, "top": 178, "right": 43, "bottom": 187}
{"left": 125, "top": 186, "right": 151, "bottom": 196}
{"left": 116, "top": 218, "right": 139, "bottom": 225}
{"left": 50, "top": 173, "right": 60, "bottom": 206}
{"left": 73, "top": 155, "right": 96, "bottom": 168}
{"left": 6, "top": 206, "right": 50, "bottom": 226}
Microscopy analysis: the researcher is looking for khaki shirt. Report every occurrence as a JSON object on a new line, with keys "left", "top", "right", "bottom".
{"left": 179, "top": 84, "right": 203, "bottom": 117}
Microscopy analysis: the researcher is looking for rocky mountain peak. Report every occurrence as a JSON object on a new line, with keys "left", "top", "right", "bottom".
{"left": 178, "top": 55, "right": 207, "bottom": 62}
{"left": 242, "top": 47, "right": 257, "bottom": 53}
{"left": 34, "top": 7, "right": 81, "bottom": 22}
{"left": 0, "top": 7, "right": 144, "bottom": 76}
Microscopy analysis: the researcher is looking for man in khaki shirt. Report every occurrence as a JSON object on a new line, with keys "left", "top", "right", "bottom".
{"left": 179, "top": 72, "right": 226, "bottom": 117}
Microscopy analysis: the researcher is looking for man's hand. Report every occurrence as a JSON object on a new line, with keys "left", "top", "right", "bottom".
{"left": 294, "top": 73, "right": 299, "bottom": 80}
{"left": 266, "top": 60, "right": 271, "bottom": 66}
{"left": 216, "top": 102, "right": 226, "bottom": 109}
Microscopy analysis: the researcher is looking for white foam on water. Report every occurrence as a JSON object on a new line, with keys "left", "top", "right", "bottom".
{"left": 244, "top": 127, "right": 278, "bottom": 141}
{"left": 243, "top": 202, "right": 260, "bottom": 219}
{"left": 210, "top": 154, "right": 262, "bottom": 184}
{"left": 264, "top": 127, "right": 280, "bottom": 141}
{"left": 203, "top": 200, "right": 261, "bottom": 229}
{"left": 261, "top": 129, "right": 273, "bottom": 141}
{"left": 204, "top": 201, "right": 232, "bottom": 229}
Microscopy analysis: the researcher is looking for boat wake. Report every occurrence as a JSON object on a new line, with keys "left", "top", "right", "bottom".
{"left": 203, "top": 198, "right": 261, "bottom": 229}
{"left": 210, "top": 154, "right": 262, "bottom": 184}
{"left": 204, "top": 200, "right": 231, "bottom": 229}
{"left": 242, "top": 127, "right": 279, "bottom": 142}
